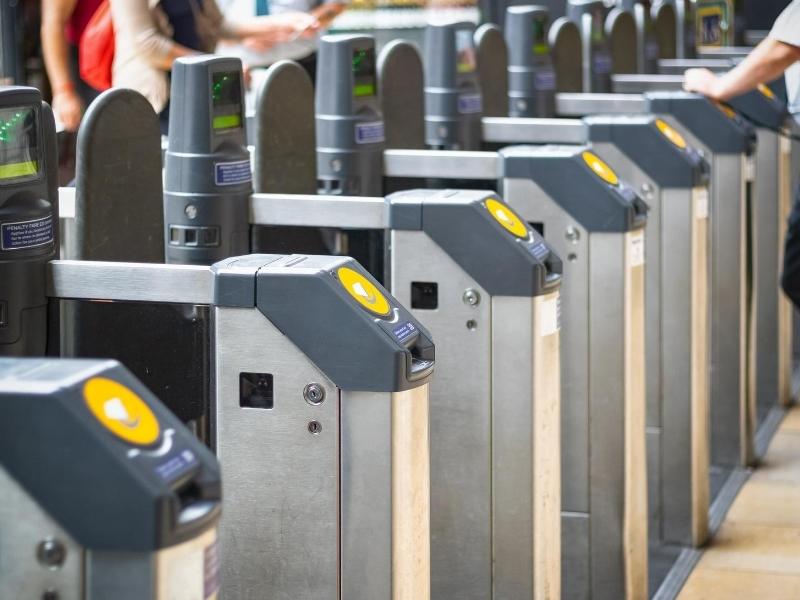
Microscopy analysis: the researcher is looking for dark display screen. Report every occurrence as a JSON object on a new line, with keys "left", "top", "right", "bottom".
{"left": 533, "top": 17, "right": 549, "bottom": 55}
{"left": 353, "top": 47, "right": 376, "bottom": 97}
{"left": 0, "top": 106, "right": 38, "bottom": 181}
{"left": 456, "top": 29, "right": 477, "bottom": 74}
{"left": 211, "top": 71, "right": 243, "bottom": 131}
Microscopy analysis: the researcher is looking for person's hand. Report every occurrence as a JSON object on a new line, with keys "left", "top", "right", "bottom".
{"left": 250, "top": 12, "right": 320, "bottom": 45}
{"left": 683, "top": 68, "right": 723, "bottom": 100}
{"left": 52, "top": 87, "right": 83, "bottom": 131}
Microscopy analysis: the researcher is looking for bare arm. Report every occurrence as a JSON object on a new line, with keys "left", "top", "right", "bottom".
{"left": 109, "top": 0, "right": 196, "bottom": 70}
{"left": 684, "top": 38, "right": 800, "bottom": 101}
{"left": 41, "top": 0, "right": 82, "bottom": 129}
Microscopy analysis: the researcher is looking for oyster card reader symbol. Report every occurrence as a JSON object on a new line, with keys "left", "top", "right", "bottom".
{"left": 352, "top": 281, "right": 377, "bottom": 305}
{"left": 104, "top": 397, "right": 141, "bottom": 429}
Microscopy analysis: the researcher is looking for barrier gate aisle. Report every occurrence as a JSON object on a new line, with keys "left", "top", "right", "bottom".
{"left": 304, "top": 29, "right": 650, "bottom": 599}
{"left": 2, "top": 86, "right": 437, "bottom": 600}
{"left": 162, "top": 54, "right": 566, "bottom": 599}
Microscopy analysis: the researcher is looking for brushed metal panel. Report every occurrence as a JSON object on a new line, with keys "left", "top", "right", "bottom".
{"left": 503, "top": 177, "right": 591, "bottom": 516}
{"left": 382, "top": 150, "right": 500, "bottom": 180}
{"left": 555, "top": 93, "right": 648, "bottom": 117}
{"left": 390, "top": 230, "right": 492, "bottom": 600}
{"left": 753, "top": 129, "right": 782, "bottom": 420}
{"left": 48, "top": 261, "right": 213, "bottom": 305}
{"left": 0, "top": 466, "right": 83, "bottom": 600}
{"left": 659, "top": 187, "right": 710, "bottom": 547}
{"left": 250, "top": 193, "right": 388, "bottom": 229}
{"left": 213, "top": 306, "right": 340, "bottom": 600}
{"left": 340, "top": 390, "right": 393, "bottom": 600}
{"left": 492, "top": 294, "right": 561, "bottom": 600}
{"left": 587, "top": 233, "right": 630, "bottom": 600}
{"left": 481, "top": 117, "right": 588, "bottom": 145}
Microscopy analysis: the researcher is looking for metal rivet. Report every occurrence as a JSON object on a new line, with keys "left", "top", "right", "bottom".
{"left": 36, "top": 539, "right": 66, "bottom": 569}
{"left": 184, "top": 205, "right": 197, "bottom": 219}
{"left": 517, "top": 100, "right": 528, "bottom": 111}
{"left": 568, "top": 253, "right": 578, "bottom": 263}
{"left": 42, "top": 590, "right": 59, "bottom": 600}
{"left": 308, "top": 420, "right": 322, "bottom": 435}
{"left": 303, "top": 383, "right": 326, "bottom": 406}
{"left": 466, "top": 319, "right": 478, "bottom": 331}
{"left": 331, "top": 159, "right": 342, "bottom": 173}
{"left": 462, "top": 289, "right": 481, "bottom": 307}
{"left": 565, "top": 226, "right": 580, "bottom": 244}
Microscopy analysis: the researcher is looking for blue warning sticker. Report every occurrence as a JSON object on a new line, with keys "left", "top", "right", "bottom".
{"left": 593, "top": 52, "right": 612, "bottom": 75}
{"left": 1, "top": 216, "right": 53, "bottom": 251}
{"left": 355, "top": 121, "right": 385, "bottom": 144}
{"left": 393, "top": 321, "right": 418, "bottom": 343}
{"left": 154, "top": 448, "right": 198, "bottom": 482}
{"left": 535, "top": 70, "right": 556, "bottom": 91}
{"left": 214, "top": 160, "right": 252, "bottom": 186}
{"left": 458, "top": 94, "right": 483, "bottom": 114}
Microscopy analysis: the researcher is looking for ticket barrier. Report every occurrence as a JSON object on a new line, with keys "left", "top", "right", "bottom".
{"left": 175, "top": 55, "right": 566, "bottom": 600}
{"left": 469, "top": 14, "right": 714, "bottom": 560}
{"left": 651, "top": 0, "right": 678, "bottom": 60}
{"left": 554, "top": 91, "right": 758, "bottom": 472}
{"left": 364, "top": 35, "right": 650, "bottom": 598}
{"left": 614, "top": 0, "right": 661, "bottom": 73}
{"left": 483, "top": 111, "right": 712, "bottom": 541}
{"left": 567, "top": 0, "right": 615, "bottom": 92}
{"left": 65, "top": 54, "right": 568, "bottom": 599}
{"left": 5, "top": 86, "right": 437, "bottom": 600}
{"left": 612, "top": 76, "right": 795, "bottom": 429}
{"left": 0, "top": 358, "right": 222, "bottom": 600}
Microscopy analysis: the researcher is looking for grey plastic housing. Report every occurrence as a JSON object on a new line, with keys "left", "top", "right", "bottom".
{"left": 164, "top": 55, "right": 251, "bottom": 264}
{"left": 212, "top": 254, "right": 435, "bottom": 392}
{"left": 0, "top": 87, "right": 58, "bottom": 357}
{"left": 316, "top": 34, "right": 385, "bottom": 196}
{"left": 584, "top": 114, "right": 710, "bottom": 187}
{"left": 505, "top": 6, "right": 557, "bottom": 118}
{"left": 0, "top": 358, "right": 221, "bottom": 551}
{"left": 568, "top": 0, "right": 612, "bottom": 92}
{"left": 387, "top": 189, "right": 562, "bottom": 296}
{"left": 645, "top": 91, "right": 756, "bottom": 154}
{"left": 423, "top": 22, "right": 483, "bottom": 150}
{"left": 727, "top": 88, "right": 788, "bottom": 131}
{"left": 500, "top": 144, "right": 649, "bottom": 232}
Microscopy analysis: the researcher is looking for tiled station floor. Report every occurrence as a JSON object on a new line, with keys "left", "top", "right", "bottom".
{"left": 677, "top": 406, "right": 800, "bottom": 599}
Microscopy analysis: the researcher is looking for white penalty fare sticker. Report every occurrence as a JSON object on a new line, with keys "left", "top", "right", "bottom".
{"left": 540, "top": 295, "right": 561, "bottom": 337}
{"left": 694, "top": 187, "right": 709, "bottom": 219}
{"left": 629, "top": 232, "right": 645, "bottom": 267}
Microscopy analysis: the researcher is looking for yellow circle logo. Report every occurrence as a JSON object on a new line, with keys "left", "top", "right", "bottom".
{"left": 485, "top": 198, "right": 528, "bottom": 238}
{"left": 337, "top": 267, "right": 391, "bottom": 317}
{"left": 582, "top": 151, "right": 619, "bottom": 186}
{"left": 655, "top": 119, "right": 687, "bottom": 149}
{"left": 757, "top": 83, "right": 775, "bottom": 100}
{"left": 84, "top": 377, "right": 160, "bottom": 446}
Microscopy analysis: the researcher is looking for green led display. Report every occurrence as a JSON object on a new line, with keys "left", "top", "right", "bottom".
{"left": 0, "top": 106, "right": 39, "bottom": 181}
{"left": 352, "top": 48, "right": 377, "bottom": 98}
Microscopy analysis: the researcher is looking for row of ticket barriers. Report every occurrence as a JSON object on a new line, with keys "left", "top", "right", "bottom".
{"left": 1, "top": 2, "right": 798, "bottom": 599}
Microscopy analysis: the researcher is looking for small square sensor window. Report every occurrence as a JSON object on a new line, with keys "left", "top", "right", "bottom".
{"left": 240, "top": 372, "right": 274, "bottom": 409}
{"left": 411, "top": 282, "right": 438, "bottom": 310}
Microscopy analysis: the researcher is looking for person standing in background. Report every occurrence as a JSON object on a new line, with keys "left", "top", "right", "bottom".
{"left": 684, "top": 0, "right": 800, "bottom": 308}
{"left": 110, "top": 0, "right": 320, "bottom": 132}
{"left": 41, "top": 0, "right": 104, "bottom": 130}
{"left": 216, "top": 0, "right": 347, "bottom": 81}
